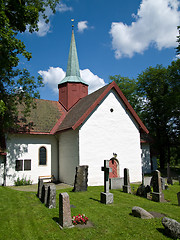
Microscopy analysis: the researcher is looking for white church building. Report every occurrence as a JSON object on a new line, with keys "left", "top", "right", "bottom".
{"left": 0, "top": 29, "right": 151, "bottom": 186}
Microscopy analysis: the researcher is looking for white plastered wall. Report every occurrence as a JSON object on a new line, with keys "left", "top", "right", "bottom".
{"left": 58, "top": 129, "right": 79, "bottom": 185}
{"left": 5, "top": 134, "right": 58, "bottom": 186}
{"left": 79, "top": 90, "right": 142, "bottom": 186}
{"left": 141, "top": 143, "right": 151, "bottom": 174}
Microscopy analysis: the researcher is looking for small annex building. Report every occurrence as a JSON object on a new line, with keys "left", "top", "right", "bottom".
{"left": 0, "top": 29, "right": 151, "bottom": 186}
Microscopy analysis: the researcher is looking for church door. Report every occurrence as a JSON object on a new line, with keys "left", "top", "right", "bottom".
{"left": 109, "top": 159, "right": 118, "bottom": 178}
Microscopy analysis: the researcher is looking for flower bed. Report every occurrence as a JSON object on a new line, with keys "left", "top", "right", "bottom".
{"left": 72, "top": 214, "right": 88, "bottom": 225}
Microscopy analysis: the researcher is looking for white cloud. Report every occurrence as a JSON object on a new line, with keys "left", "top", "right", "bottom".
{"left": 56, "top": 3, "right": 73, "bottom": 12}
{"left": 38, "top": 67, "right": 65, "bottom": 92}
{"left": 36, "top": 3, "right": 72, "bottom": 37}
{"left": 109, "top": 0, "right": 180, "bottom": 58}
{"left": 77, "top": 21, "right": 88, "bottom": 33}
{"left": 38, "top": 67, "right": 106, "bottom": 94}
{"left": 80, "top": 69, "right": 106, "bottom": 93}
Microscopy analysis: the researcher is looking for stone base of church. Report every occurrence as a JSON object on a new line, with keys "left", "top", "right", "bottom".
{"left": 123, "top": 185, "right": 131, "bottom": 194}
{"left": 152, "top": 192, "right": 164, "bottom": 202}
{"left": 100, "top": 192, "right": 113, "bottom": 204}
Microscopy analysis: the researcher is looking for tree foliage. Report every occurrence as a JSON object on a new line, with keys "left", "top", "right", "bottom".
{"left": 110, "top": 59, "right": 180, "bottom": 168}
{"left": 0, "top": 0, "right": 60, "bottom": 145}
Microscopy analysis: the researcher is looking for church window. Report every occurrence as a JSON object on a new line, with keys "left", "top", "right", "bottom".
{"left": 24, "top": 159, "right": 31, "bottom": 171}
{"left": 15, "top": 160, "right": 23, "bottom": 171}
{"left": 39, "top": 147, "right": 47, "bottom": 165}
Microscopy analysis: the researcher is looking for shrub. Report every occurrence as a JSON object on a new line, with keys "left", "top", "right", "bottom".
{"left": 14, "top": 177, "right": 32, "bottom": 186}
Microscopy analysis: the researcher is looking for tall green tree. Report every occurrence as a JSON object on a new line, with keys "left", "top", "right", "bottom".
{"left": 0, "top": 0, "right": 60, "bottom": 147}
{"left": 110, "top": 60, "right": 180, "bottom": 169}
{"left": 137, "top": 60, "right": 180, "bottom": 169}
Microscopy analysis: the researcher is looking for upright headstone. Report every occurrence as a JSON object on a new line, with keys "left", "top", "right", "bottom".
{"left": 59, "top": 192, "right": 73, "bottom": 228}
{"left": 37, "top": 178, "right": 43, "bottom": 199}
{"left": 123, "top": 168, "right": 131, "bottom": 193}
{"left": 42, "top": 184, "right": 49, "bottom": 205}
{"left": 177, "top": 192, "right": 180, "bottom": 206}
{"left": 100, "top": 160, "right": 113, "bottom": 204}
{"left": 73, "top": 165, "right": 88, "bottom": 192}
{"left": 151, "top": 170, "right": 164, "bottom": 202}
{"left": 46, "top": 183, "right": 56, "bottom": 209}
{"left": 167, "top": 163, "right": 173, "bottom": 185}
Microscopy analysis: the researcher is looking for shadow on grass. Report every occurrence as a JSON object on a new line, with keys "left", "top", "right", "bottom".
{"left": 53, "top": 217, "right": 59, "bottom": 224}
{"left": 156, "top": 228, "right": 171, "bottom": 239}
{"left": 89, "top": 197, "right": 100, "bottom": 203}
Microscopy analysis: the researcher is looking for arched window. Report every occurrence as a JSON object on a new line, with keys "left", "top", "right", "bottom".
{"left": 39, "top": 147, "right": 47, "bottom": 165}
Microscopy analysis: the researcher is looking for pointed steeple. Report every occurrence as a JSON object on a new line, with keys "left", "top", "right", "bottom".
{"left": 58, "top": 26, "right": 88, "bottom": 110}
{"left": 59, "top": 29, "right": 88, "bottom": 85}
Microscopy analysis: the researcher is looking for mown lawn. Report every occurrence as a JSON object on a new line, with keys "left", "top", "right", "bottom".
{"left": 0, "top": 182, "right": 179, "bottom": 240}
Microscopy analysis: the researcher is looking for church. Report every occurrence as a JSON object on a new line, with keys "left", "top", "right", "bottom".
{"left": 0, "top": 28, "right": 152, "bottom": 186}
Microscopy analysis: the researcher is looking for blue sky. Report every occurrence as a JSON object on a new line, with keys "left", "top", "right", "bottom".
{"left": 19, "top": 0, "right": 180, "bottom": 101}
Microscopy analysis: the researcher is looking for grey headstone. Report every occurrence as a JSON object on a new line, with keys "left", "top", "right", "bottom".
{"left": 177, "top": 192, "right": 180, "bottom": 206}
{"left": 132, "top": 206, "right": 154, "bottom": 219}
{"left": 161, "top": 177, "right": 165, "bottom": 190}
{"left": 162, "top": 217, "right": 180, "bottom": 239}
{"left": 100, "top": 160, "right": 113, "bottom": 204}
{"left": 167, "top": 163, "right": 173, "bottom": 185}
{"left": 46, "top": 183, "right": 56, "bottom": 209}
{"left": 109, "top": 177, "right": 124, "bottom": 189}
{"left": 151, "top": 170, "right": 164, "bottom": 202}
{"left": 59, "top": 192, "right": 73, "bottom": 228}
{"left": 73, "top": 165, "right": 88, "bottom": 192}
{"left": 43, "top": 184, "right": 49, "bottom": 205}
{"left": 123, "top": 168, "right": 131, "bottom": 194}
{"left": 37, "top": 178, "right": 43, "bottom": 199}
{"left": 144, "top": 176, "right": 152, "bottom": 187}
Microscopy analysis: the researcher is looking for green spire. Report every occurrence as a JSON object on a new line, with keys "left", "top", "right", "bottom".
{"left": 59, "top": 29, "right": 88, "bottom": 85}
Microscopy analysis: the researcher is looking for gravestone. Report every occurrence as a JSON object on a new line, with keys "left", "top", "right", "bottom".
{"left": 177, "top": 192, "right": 180, "bottom": 206}
{"left": 46, "top": 183, "right": 56, "bottom": 209}
{"left": 110, "top": 177, "right": 124, "bottom": 189}
{"left": 123, "top": 168, "right": 131, "bottom": 193}
{"left": 167, "top": 163, "right": 173, "bottom": 185}
{"left": 73, "top": 165, "right": 88, "bottom": 192}
{"left": 132, "top": 206, "right": 154, "bottom": 219}
{"left": 59, "top": 192, "right": 74, "bottom": 228}
{"left": 42, "top": 184, "right": 49, "bottom": 205}
{"left": 162, "top": 217, "right": 180, "bottom": 239}
{"left": 161, "top": 177, "right": 165, "bottom": 190}
{"left": 37, "top": 178, "right": 43, "bottom": 199}
{"left": 151, "top": 170, "right": 164, "bottom": 202}
{"left": 100, "top": 160, "right": 113, "bottom": 204}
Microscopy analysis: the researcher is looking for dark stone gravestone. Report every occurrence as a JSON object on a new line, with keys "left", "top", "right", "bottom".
{"left": 46, "top": 183, "right": 56, "bottom": 209}
{"left": 73, "top": 165, "right": 88, "bottom": 192}
{"left": 167, "top": 163, "right": 173, "bottom": 185}
{"left": 100, "top": 160, "right": 113, "bottom": 204}
{"left": 151, "top": 170, "right": 164, "bottom": 202}
{"left": 177, "top": 192, "right": 180, "bottom": 206}
{"left": 136, "top": 184, "right": 151, "bottom": 198}
{"left": 37, "top": 178, "right": 43, "bottom": 199}
{"left": 59, "top": 192, "right": 74, "bottom": 228}
{"left": 123, "top": 168, "right": 131, "bottom": 193}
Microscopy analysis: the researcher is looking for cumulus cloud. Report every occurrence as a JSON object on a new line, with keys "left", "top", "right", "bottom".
{"left": 36, "top": 3, "right": 72, "bottom": 37}
{"left": 109, "top": 0, "right": 180, "bottom": 58}
{"left": 77, "top": 21, "right": 88, "bottom": 33}
{"left": 80, "top": 69, "right": 106, "bottom": 93}
{"left": 38, "top": 67, "right": 106, "bottom": 94}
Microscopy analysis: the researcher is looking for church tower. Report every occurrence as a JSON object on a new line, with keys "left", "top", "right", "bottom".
{"left": 58, "top": 27, "right": 88, "bottom": 110}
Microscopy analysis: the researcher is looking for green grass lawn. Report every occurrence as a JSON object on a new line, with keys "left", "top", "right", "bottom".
{"left": 0, "top": 183, "right": 180, "bottom": 240}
